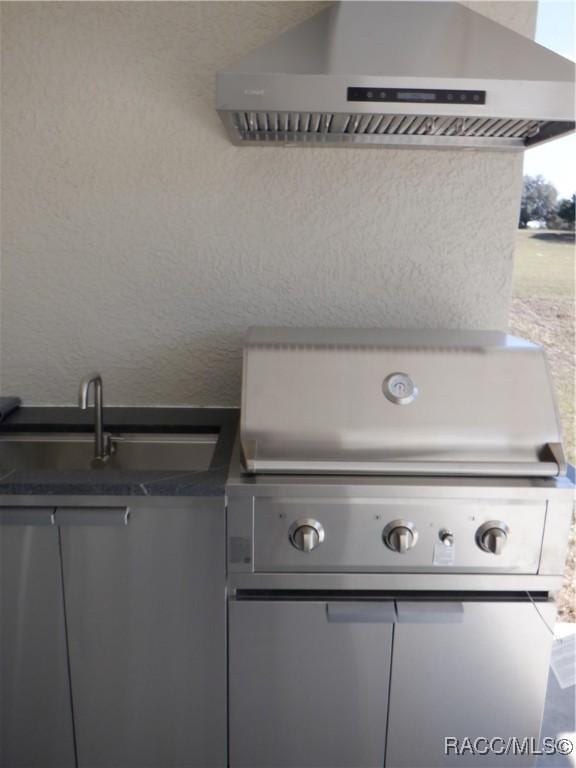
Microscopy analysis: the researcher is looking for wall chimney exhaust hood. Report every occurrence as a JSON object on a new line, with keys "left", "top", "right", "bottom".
{"left": 216, "top": 1, "right": 575, "bottom": 151}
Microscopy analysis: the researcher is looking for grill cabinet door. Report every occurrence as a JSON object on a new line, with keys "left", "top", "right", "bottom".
{"left": 386, "top": 601, "right": 555, "bottom": 768}
{"left": 229, "top": 599, "right": 394, "bottom": 768}
{"left": 0, "top": 509, "right": 75, "bottom": 768}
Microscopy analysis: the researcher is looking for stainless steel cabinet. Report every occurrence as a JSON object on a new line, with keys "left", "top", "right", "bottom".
{"left": 386, "top": 601, "right": 556, "bottom": 768}
{"left": 59, "top": 502, "right": 226, "bottom": 768}
{"left": 0, "top": 509, "right": 75, "bottom": 768}
{"left": 229, "top": 599, "right": 395, "bottom": 768}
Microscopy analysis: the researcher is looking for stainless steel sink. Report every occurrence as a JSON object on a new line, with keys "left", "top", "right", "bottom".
{"left": 0, "top": 433, "right": 218, "bottom": 472}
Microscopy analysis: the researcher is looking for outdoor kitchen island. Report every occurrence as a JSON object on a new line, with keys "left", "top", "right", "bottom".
{"left": 0, "top": 352, "right": 573, "bottom": 768}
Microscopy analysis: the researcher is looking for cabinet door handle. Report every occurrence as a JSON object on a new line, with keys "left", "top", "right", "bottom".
{"left": 55, "top": 507, "right": 130, "bottom": 526}
{"left": 0, "top": 507, "right": 55, "bottom": 526}
{"left": 327, "top": 602, "right": 397, "bottom": 623}
{"left": 396, "top": 601, "right": 464, "bottom": 623}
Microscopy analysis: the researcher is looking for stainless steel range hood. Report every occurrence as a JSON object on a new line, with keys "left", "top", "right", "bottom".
{"left": 217, "top": 1, "right": 575, "bottom": 151}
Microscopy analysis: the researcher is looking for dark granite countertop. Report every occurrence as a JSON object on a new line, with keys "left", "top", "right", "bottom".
{"left": 0, "top": 407, "right": 239, "bottom": 497}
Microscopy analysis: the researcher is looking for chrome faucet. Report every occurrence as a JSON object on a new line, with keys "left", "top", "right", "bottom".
{"left": 78, "top": 373, "right": 110, "bottom": 462}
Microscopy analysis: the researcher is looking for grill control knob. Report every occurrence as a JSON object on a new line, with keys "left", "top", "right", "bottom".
{"left": 289, "top": 519, "right": 325, "bottom": 553}
{"left": 477, "top": 522, "right": 509, "bottom": 555}
{"left": 383, "top": 521, "right": 418, "bottom": 553}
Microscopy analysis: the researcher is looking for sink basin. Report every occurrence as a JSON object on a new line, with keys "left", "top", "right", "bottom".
{"left": 0, "top": 433, "right": 218, "bottom": 472}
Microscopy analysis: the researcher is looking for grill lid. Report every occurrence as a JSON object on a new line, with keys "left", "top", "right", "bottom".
{"left": 217, "top": 2, "right": 575, "bottom": 151}
{"left": 240, "top": 328, "right": 566, "bottom": 477}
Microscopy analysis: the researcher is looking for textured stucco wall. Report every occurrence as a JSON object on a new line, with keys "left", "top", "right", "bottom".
{"left": 0, "top": 1, "right": 536, "bottom": 405}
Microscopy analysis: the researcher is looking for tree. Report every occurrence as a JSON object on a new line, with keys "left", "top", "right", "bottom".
{"left": 556, "top": 195, "right": 575, "bottom": 229}
{"left": 519, "top": 175, "right": 558, "bottom": 227}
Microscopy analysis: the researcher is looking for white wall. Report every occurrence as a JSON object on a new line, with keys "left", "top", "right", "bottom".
{"left": 0, "top": 1, "right": 536, "bottom": 406}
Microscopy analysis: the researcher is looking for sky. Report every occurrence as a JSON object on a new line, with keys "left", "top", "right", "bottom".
{"left": 522, "top": 0, "right": 576, "bottom": 199}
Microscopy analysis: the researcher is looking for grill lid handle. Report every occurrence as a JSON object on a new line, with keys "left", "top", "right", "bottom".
{"left": 246, "top": 450, "right": 566, "bottom": 478}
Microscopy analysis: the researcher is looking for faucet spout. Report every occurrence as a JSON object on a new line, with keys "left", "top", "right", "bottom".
{"left": 78, "top": 373, "right": 109, "bottom": 461}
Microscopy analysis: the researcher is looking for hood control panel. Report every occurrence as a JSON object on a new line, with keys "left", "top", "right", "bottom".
{"left": 347, "top": 87, "right": 486, "bottom": 104}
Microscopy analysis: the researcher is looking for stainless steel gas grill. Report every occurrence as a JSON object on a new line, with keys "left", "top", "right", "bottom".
{"left": 226, "top": 328, "right": 574, "bottom": 768}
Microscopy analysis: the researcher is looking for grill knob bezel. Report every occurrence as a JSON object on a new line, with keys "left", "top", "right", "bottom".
{"left": 289, "top": 518, "right": 325, "bottom": 553}
{"left": 383, "top": 520, "right": 418, "bottom": 553}
{"left": 476, "top": 521, "right": 510, "bottom": 555}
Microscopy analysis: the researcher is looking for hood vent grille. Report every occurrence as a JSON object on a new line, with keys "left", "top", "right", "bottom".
{"left": 230, "top": 110, "right": 551, "bottom": 148}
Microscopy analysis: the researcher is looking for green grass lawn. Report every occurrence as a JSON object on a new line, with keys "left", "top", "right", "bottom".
{"left": 511, "top": 229, "right": 575, "bottom": 621}
{"left": 511, "top": 230, "right": 574, "bottom": 463}
{"left": 513, "top": 230, "right": 575, "bottom": 298}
